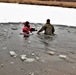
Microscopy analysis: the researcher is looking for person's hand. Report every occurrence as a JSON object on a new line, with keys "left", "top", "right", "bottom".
{"left": 37, "top": 32, "right": 40, "bottom": 35}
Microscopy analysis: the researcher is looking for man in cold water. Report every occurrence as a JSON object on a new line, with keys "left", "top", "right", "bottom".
{"left": 37, "top": 19, "right": 55, "bottom": 35}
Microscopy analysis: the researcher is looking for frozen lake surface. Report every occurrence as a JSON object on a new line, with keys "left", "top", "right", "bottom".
{"left": 0, "top": 3, "right": 76, "bottom": 26}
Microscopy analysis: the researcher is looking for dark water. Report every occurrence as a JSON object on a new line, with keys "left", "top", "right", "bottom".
{"left": 0, "top": 23, "right": 76, "bottom": 75}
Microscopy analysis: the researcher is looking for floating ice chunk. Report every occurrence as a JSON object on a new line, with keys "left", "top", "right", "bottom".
{"left": 29, "top": 72, "right": 34, "bottom": 75}
{"left": 47, "top": 51, "right": 54, "bottom": 55}
{"left": 1, "top": 24, "right": 3, "bottom": 27}
{"left": 31, "top": 52, "right": 35, "bottom": 56}
{"left": 20, "top": 54, "right": 27, "bottom": 61}
{"left": 1, "top": 64, "right": 3, "bottom": 67}
{"left": 2, "top": 29, "right": 8, "bottom": 32}
{"left": 59, "top": 55, "right": 66, "bottom": 59}
{"left": 10, "top": 62, "right": 14, "bottom": 64}
{"left": 3, "top": 47, "right": 6, "bottom": 49}
{"left": 36, "top": 57, "right": 40, "bottom": 60}
{"left": 11, "top": 27, "right": 18, "bottom": 30}
{"left": 28, "top": 41, "right": 31, "bottom": 43}
{"left": 9, "top": 51, "right": 16, "bottom": 57}
{"left": 72, "top": 66, "right": 75, "bottom": 69}
{"left": 7, "top": 35, "right": 11, "bottom": 38}
{"left": 30, "top": 33, "right": 33, "bottom": 35}
{"left": 41, "top": 60, "right": 45, "bottom": 62}
{"left": 24, "top": 58, "right": 35, "bottom": 62}
{"left": 14, "top": 54, "right": 17, "bottom": 58}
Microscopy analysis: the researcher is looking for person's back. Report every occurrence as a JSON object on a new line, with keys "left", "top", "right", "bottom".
{"left": 37, "top": 19, "right": 55, "bottom": 35}
{"left": 44, "top": 24, "right": 53, "bottom": 35}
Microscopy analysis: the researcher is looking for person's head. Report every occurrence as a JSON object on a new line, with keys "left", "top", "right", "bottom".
{"left": 24, "top": 21, "right": 30, "bottom": 28}
{"left": 26, "top": 21, "right": 29, "bottom": 25}
{"left": 46, "top": 19, "right": 50, "bottom": 24}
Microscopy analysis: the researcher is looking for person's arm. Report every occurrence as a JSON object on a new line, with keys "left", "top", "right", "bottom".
{"left": 37, "top": 26, "right": 46, "bottom": 34}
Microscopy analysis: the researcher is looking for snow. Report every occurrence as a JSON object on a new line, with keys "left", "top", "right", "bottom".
{"left": 0, "top": 2, "right": 76, "bottom": 26}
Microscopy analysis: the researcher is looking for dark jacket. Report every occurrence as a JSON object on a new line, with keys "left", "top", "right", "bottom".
{"left": 38, "top": 24, "right": 55, "bottom": 35}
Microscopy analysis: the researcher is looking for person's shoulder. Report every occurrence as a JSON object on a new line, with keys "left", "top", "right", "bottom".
{"left": 45, "top": 24, "right": 48, "bottom": 26}
{"left": 50, "top": 24, "right": 54, "bottom": 27}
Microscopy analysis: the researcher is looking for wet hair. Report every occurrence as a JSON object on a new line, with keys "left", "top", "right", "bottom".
{"left": 26, "top": 21, "right": 29, "bottom": 25}
{"left": 25, "top": 21, "right": 30, "bottom": 28}
{"left": 46, "top": 19, "right": 50, "bottom": 24}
